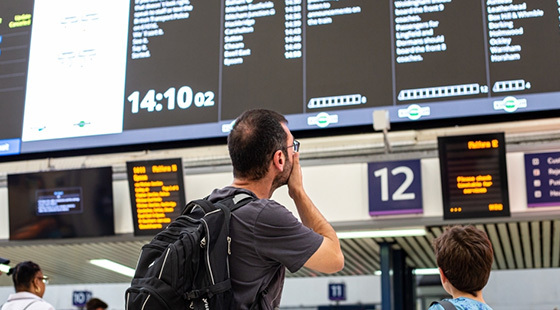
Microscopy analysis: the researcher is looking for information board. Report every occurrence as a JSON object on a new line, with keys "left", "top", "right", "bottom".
{"left": 126, "top": 158, "right": 186, "bottom": 236}
{"left": 524, "top": 151, "right": 560, "bottom": 208}
{"left": 438, "top": 132, "right": 510, "bottom": 220}
{"left": 368, "top": 159, "right": 422, "bottom": 216}
{"left": 2, "top": 1, "right": 560, "bottom": 159}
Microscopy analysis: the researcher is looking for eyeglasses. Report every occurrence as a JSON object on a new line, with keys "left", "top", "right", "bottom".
{"left": 37, "top": 276, "right": 49, "bottom": 284}
{"left": 288, "top": 140, "right": 300, "bottom": 153}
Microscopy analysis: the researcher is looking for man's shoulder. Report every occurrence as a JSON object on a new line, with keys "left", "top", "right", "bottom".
{"left": 207, "top": 186, "right": 257, "bottom": 201}
{"left": 207, "top": 186, "right": 287, "bottom": 210}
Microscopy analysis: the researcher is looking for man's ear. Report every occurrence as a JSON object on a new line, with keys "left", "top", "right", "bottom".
{"left": 272, "top": 150, "right": 285, "bottom": 171}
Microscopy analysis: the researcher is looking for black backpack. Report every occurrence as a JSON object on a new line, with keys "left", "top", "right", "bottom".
{"left": 125, "top": 193, "right": 255, "bottom": 310}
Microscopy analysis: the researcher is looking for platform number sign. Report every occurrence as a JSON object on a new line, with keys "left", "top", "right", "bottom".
{"left": 368, "top": 160, "right": 423, "bottom": 216}
{"left": 329, "top": 283, "right": 346, "bottom": 301}
{"left": 72, "top": 290, "right": 92, "bottom": 307}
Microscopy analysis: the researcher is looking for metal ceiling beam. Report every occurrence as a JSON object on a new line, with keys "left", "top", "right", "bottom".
{"left": 497, "top": 223, "right": 515, "bottom": 269}
{"left": 531, "top": 221, "right": 542, "bottom": 268}
{"left": 520, "top": 221, "right": 533, "bottom": 268}
{"left": 553, "top": 220, "right": 560, "bottom": 268}
{"left": 507, "top": 222, "right": 524, "bottom": 269}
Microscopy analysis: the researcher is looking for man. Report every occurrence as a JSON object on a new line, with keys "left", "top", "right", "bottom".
{"left": 206, "top": 109, "right": 344, "bottom": 309}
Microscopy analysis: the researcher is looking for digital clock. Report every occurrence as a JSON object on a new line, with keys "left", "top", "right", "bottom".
{"left": 128, "top": 86, "right": 215, "bottom": 113}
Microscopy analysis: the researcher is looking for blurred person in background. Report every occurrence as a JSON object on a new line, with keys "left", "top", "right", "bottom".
{"left": 86, "top": 298, "right": 107, "bottom": 310}
{"left": 1, "top": 261, "right": 54, "bottom": 310}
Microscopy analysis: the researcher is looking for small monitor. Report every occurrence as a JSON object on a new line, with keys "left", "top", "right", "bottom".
{"left": 7, "top": 167, "right": 115, "bottom": 240}
{"left": 438, "top": 132, "right": 510, "bottom": 220}
{"left": 126, "top": 158, "right": 186, "bottom": 236}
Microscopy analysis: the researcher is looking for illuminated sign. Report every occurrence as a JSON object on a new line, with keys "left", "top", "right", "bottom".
{"left": 524, "top": 151, "right": 560, "bottom": 208}
{"left": 438, "top": 133, "right": 510, "bottom": 220}
{"left": 368, "top": 159, "right": 423, "bottom": 216}
{"left": 126, "top": 158, "right": 186, "bottom": 236}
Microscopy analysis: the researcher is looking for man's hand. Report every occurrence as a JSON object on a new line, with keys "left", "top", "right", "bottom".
{"left": 287, "top": 152, "right": 305, "bottom": 200}
{"left": 287, "top": 152, "right": 344, "bottom": 274}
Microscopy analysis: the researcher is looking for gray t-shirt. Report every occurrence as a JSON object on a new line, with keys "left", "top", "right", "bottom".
{"left": 208, "top": 186, "right": 324, "bottom": 310}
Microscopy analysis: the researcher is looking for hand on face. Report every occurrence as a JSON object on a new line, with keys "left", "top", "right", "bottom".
{"left": 287, "top": 151, "right": 304, "bottom": 199}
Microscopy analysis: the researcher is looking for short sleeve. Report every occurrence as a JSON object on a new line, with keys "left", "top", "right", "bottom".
{"left": 428, "top": 303, "right": 444, "bottom": 310}
{"left": 253, "top": 200, "right": 323, "bottom": 273}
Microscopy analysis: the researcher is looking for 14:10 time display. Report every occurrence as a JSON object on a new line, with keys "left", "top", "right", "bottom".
{"left": 128, "top": 86, "right": 215, "bottom": 113}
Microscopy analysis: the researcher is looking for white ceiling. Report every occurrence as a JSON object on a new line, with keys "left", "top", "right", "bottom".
{"left": 1, "top": 218, "right": 558, "bottom": 286}
{"left": 1, "top": 118, "right": 559, "bottom": 286}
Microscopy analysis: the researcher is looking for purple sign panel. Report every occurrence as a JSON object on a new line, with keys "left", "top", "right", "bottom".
{"left": 368, "top": 159, "right": 422, "bottom": 216}
{"left": 328, "top": 283, "right": 346, "bottom": 301}
{"left": 525, "top": 151, "right": 560, "bottom": 207}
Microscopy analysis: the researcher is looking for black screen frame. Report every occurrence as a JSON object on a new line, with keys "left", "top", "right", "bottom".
{"left": 7, "top": 167, "right": 115, "bottom": 240}
{"left": 1, "top": 0, "right": 560, "bottom": 162}
{"left": 438, "top": 132, "right": 511, "bottom": 220}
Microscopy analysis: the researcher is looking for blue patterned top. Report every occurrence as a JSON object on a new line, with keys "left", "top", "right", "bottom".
{"left": 429, "top": 297, "right": 493, "bottom": 310}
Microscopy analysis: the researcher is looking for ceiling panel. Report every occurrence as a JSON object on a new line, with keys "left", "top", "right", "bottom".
{"left": 520, "top": 221, "right": 533, "bottom": 268}
{"left": 553, "top": 221, "right": 560, "bottom": 268}
{"left": 1, "top": 220, "right": 559, "bottom": 286}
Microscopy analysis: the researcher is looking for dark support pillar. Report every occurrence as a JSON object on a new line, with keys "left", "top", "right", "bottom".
{"left": 380, "top": 243, "right": 416, "bottom": 310}
{"left": 403, "top": 264, "right": 415, "bottom": 310}
{"left": 380, "top": 242, "right": 393, "bottom": 310}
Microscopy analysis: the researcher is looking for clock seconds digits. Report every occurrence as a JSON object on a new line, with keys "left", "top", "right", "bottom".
{"left": 128, "top": 86, "right": 215, "bottom": 113}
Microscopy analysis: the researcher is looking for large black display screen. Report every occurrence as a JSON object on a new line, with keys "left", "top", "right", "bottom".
{"left": 7, "top": 167, "right": 115, "bottom": 240}
{"left": 1, "top": 0, "right": 559, "bottom": 158}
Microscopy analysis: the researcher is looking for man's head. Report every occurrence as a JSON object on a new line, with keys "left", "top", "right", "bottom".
{"left": 228, "top": 109, "right": 291, "bottom": 182}
{"left": 432, "top": 225, "right": 494, "bottom": 297}
{"left": 86, "top": 297, "right": 108, "bottom": 310}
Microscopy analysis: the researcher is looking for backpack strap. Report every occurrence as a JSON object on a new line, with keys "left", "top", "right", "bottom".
{"left": 181, "top": 193, "right": 256, "bottom": 236}
{"left": 3, "top": 297, "right": 40, "bottom": 309}
{"left": 430, "top": 300, "right": 457, "bottom": 310}
{"left": 23, "top": 300, "right": 40, "bottom": 310}
{"left": 230, "top": 193, "right": 256, "bottom": 211}
{"left": 181, "top": 193, "right": 255, "bottom": 215}
{"left": 214, "top": 193, "right": 256, "bottom": 235}
{"left": 182, "top": 198, "right": 215, "bottom": 215}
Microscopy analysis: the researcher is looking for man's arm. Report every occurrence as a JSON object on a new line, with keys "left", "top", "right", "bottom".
{"left": 288, "top": 153, "right": 344, "bottom": 274}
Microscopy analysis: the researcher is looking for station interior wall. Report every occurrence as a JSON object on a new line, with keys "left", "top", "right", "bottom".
{"left": 0, "top": 120, "right": 559, "bottom": 309}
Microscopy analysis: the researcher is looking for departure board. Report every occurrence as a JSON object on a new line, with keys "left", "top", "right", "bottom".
{"left": 1, "top": 0, "right": 560, "bottom": 159}
{"left": 438, "top": 133, "right": 510, "bottom": 220}
{"left": 126, "top": 158, "right": 186, "bottom": 236}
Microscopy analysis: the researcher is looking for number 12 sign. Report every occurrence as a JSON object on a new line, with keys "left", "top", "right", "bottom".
{"left": 368, "top": 160, "right": 423, "bottom": 216}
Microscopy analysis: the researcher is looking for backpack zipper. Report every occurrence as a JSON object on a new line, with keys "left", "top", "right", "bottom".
{"left": 158, "top": 248, "right": 171, "bottom": 279}
{"left": 200, "top": 218, "right": 216, "bottom": 285}
{"left": 226, "top": 236, "right": 232, "bottom": 278}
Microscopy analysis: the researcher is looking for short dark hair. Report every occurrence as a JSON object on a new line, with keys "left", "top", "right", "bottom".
{"left": 432, "top": 225, "right": 493, "bottom": 296}
{"left": 86, "top": 297, "right": 108, "bottom": 310}
{"left": 8, "top": 261, "right": 41, "bottom": 291}
{"left": 228, "top": 109, "right": 288, "bottom": 180}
